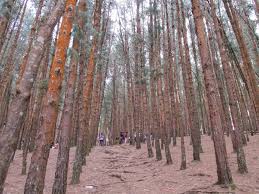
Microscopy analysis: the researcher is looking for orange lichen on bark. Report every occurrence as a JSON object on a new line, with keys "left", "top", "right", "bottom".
{"left": 45, "top": 0, "right": 77, "bottom": 142}
{"left": 24, "top": 0, "right": 77, "bottom": 193}
{"left": 71, "top": 0, "right": 102, "bottom": 184}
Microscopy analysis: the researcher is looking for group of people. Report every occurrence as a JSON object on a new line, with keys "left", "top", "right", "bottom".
{"left": 98, "top": 131, "right": 152, "bottom": 146}
{"left": 98, "top": 131, "right": 128, "bottom": 146}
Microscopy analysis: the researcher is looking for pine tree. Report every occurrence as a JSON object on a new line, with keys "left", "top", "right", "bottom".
{"left": 191, "top": 0, "right": 233, "bottom": 185}
{"left": 0, "top": 1, "right": 66, "bottom": 192}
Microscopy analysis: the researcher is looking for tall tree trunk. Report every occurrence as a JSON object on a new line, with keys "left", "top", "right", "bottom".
{"left": 21, "top": 40, "right": 51, "bottom": 175}
{"left": 143, "top": 80, "right": 153, "bottom": 158}
{"left": 71, "top": 0, "right": 102, "bottom": 184}
{"left": 160, "top": 1, "right": 172, "bottom": 164}
{"left": 169, "top": 0, "right": 177, "bottom": 146}
{"left": 204, "top": 3, "right": 233, "bottom": 140}
{"left": 0, "top": 1, "right": 66, "bottom": 192}
{"left": 91, "top": 56, "right": 109, "bottom": 147}
{"left": 189, "top": 18, "right": 211, "bottom": 135}
{"left": 124, "top": 33, "right": 134, "bottom": 145}
{"left": 223, "top": 0, "right": 259, "bottom": 125}
{"left": 149, "top": 0, "right": 162, "bottom": 160}
{"left": 210, "top": 0, "right": 248, "bottom": 174}
{"left": 0, "top": 9, "right": 19, "bottom": 62}
{"left": 24, "top": 0, "right": 77, "bottom": 193}
{"left": 134, "top": 0, "right": 142, "bottom": 150}
{"left": 70, "top": 0, "right": 88, "bottom": 148}
{"left": 191, "top": 0, "right": 233, "bottom": 185}
{"left": 164, "top": 0, "right": 175, "bottom": 144}
{"left": 52, "top": 24, "right": 78, "bottom": 194}
{"left": 89, "top": 65, "right": 104, "bottom": 145}
{"left": 0, "top": 0, "right": 28, "bottom": 129}
{"left": 110, "top": 63, "right": 118, "bottom": 144}
{"left": 16, "top": 0, "right": 45, "bottom": 85}
{"left": 178, "top": 91, "right": 187, "bottom": 170}
{"left": 0, "top": 0, "right": 15, "bottom": 51}
{"left": 179, "top": 0, "right": 201, "bottom": 160}
{"left": 89, "top": 8, "right": 110, "bottom": 148}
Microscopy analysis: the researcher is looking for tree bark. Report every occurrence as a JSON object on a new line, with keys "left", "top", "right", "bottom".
{"left": 223, "top": 0, "right": 259, "bottom": 125}
{"left": 0, "top": 1, "right": 66, "bottom": 193}
{"left": 210, "top": 0, "right": 248, "bottom": 174}
{"left": 24, "top": 0, "right": 77, "bottom": 193}
{"left": 179, "top": 0, "right": 201, "bottom": 160}
{"left": 159, "top": 1, "right": 172, "bottom": 164}
{"left": 0, "top": 0, "right": 28, "bottom": 129}
{"left": 21, "top": 41, "right": 50, "bottom": 175}
{"left": 149, "top": 0, "right": 162, "bottom": 160}
{"left": 52, "top": 24, "right": 78, "bottom": 194}
{"left": 16, "top": 0, "right": 45, "bottom": 85}
{"left": 169, "top": 0, "right": 178, "bottom": 146}
{"left": 191, "top": 0, "right": 233, "bottom": 185}
{"left": 0, "top": 0, "right": 15, "bottom": 52}
{"left": 71, "top": 0, "right": 102, "bottom": 184}
{"left": 134, "top": 0, "right": 142, "bottom": 150}
{"left": 254, "top": 0, "right": 259, "bottom": 15}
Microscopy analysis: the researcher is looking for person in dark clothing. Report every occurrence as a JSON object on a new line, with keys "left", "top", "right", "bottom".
{"left": 119, "top": 133, "right": 125, "bottom": 144}
{"left": 99, "top": 133, "right": 105, "bottom": 146}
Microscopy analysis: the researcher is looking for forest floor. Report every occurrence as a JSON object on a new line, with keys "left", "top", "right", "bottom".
{"left": 4, "top": 135, "right": 259, "bottom": 194}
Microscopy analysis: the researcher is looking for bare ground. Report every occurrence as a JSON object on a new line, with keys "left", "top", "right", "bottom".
{"left": 4, "top": 135, "right": 259, "bottom": 194}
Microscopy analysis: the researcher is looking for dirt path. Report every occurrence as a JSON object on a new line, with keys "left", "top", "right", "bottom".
{"left": 4, "top": 135, "right": 259, "bottom": 193}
